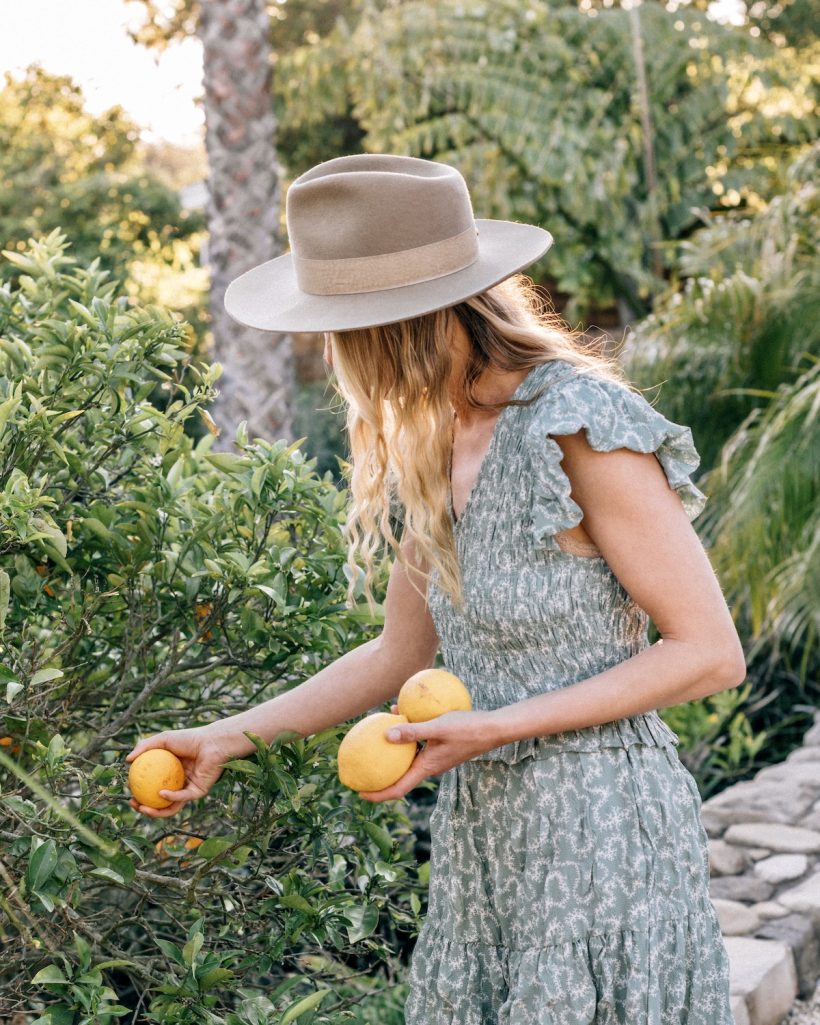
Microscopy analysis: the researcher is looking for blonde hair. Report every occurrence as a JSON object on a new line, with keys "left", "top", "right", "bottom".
{"left": 327, "top": 273, "right": 626, "bottom": 611}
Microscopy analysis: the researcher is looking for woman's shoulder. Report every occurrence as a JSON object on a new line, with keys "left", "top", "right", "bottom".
{"left": 521, "top": 357, "right": 709, "bottom": 550}
{"left": 525, "top": 357, "right": 686, "bottom": 449}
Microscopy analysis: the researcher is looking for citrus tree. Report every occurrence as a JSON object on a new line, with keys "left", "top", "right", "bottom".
{"left": 0, "top": 233, "right": 424, "bottom": 1024}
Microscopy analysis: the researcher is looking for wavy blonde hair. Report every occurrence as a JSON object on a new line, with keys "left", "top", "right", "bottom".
{"left": 327, "top": 272, "right": 627, "bottom": 611}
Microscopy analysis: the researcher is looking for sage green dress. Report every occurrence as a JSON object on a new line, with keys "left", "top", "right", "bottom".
{"left": 402, "top": 358, "right": 734, "bottom": 1025}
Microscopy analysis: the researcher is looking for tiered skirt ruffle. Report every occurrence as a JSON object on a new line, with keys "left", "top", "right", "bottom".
{"left": 404, "top": 739, "right": 733, "bottom": 1025}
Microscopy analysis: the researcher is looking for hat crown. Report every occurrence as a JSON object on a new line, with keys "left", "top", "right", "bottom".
{"left": 286, "top": 154, "right": 477, "bottom": 263}
{"left": 223, "top": 150, "right": 553, "bottom": 333}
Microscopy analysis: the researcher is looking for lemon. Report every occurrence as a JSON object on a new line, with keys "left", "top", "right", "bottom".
{"left": 128, "top": 749, "right": 185, "bottom": 809}
{"left": 337, "top": 712, "right": 417, "bottom": 792}
{"left": 398, "top": 668, "right": 473, "bottom": 722}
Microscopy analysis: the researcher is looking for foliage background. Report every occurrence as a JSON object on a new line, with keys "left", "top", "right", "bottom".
{"left": 0, "top": 236, "right": 420, "bottom": 1022}
{"left": 0, "top": 0, "right": 817, "bottom": 1020}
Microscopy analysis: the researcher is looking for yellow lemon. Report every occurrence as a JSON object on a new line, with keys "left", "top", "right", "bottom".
{"left": 128, "top": 749, "right": 185, "bottom": 809}
{"left": 398, "top": 668, "right": 473, "bottom": 722}
{"left": 337, "top": 712, "right": 417, "bottom": 792}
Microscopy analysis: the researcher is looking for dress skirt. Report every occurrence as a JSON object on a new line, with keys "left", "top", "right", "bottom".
{"left": 404, "top": 740, "right": 734, "bottom": 1025}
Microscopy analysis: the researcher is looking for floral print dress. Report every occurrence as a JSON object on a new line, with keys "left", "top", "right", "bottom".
{"left": 402, "top": 358, "right": 734, "bottom": 1025}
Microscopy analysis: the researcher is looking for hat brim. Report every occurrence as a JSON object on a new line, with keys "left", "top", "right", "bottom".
{"left": 223, "top": 219, "right": 553, "bottom": 334}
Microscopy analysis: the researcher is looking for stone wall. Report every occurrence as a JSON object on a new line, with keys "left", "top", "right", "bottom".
{"left": 701, "top": 710, "right": 820, "bottom": 1025}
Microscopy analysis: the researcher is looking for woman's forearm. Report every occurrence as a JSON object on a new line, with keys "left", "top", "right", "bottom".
{"left": 488, "top": 638, "right": 746, "bottom": 749}
{"left": 202, "top": 636, "right": 425, "bottom": 757}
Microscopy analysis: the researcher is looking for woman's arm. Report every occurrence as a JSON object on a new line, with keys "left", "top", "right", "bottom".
{"left": 361, "top": 432, "right": 746, "bottom": 801}
{"left": 490, "top": 430, "right": 747, "bottom": 742}
{"left": 202, "top": 534, "right": 440, "bottom": 757}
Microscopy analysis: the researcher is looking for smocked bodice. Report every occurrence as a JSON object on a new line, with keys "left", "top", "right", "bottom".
{"left": 423, "top": 357, "right": 708, "bottom": 763}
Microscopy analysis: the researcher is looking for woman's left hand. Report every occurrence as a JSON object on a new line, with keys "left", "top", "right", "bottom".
{"left": 357, "top": 705, "right": 502, "bottom": 802}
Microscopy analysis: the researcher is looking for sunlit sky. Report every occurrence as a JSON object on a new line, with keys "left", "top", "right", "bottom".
{"left": 2, "top": 0, "right": 204, "bottom": 145}
{"left": 3, "top": 0, "right": 746, "bottom": 147}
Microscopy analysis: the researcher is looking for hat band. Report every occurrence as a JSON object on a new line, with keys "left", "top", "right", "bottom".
{"left": 293, "top": 225, "right": 480, "bottom": 296}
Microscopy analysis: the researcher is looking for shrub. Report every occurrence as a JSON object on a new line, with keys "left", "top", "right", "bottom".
{"left": 0, "top": 233, "right": 425, "bottom": 1023}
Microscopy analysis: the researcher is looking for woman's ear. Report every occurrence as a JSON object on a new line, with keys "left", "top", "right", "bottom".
{"left": 323, "top": 333, "right": 334, "bottom": 369}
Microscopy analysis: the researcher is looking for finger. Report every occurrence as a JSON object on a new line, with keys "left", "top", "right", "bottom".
{"left": 158, "top": 787, "right": 198, "bottom": 804}
{"left": 134, "top": 800, "right": 185, "bottom": 819}
{"left": 390, "top": 703, "right": 398, "bottom": 714}
{"left": 125, "top": 736, "right": 169, "bottom": 762}
{"left": 385, "top": 721, "right": 438, "bottom": 744}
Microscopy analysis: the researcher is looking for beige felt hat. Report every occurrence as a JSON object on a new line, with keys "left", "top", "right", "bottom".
{"left": 223, "top": 153, "right": 554, "bottom": 334}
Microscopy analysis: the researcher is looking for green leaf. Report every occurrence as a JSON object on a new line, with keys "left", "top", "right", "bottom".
{"left": 155, "top": 938, "right": 185, "bottom": 965}
{"left": 81, "top": 517, "right": 113, "bottom": 542}
{"left": 204, "top": 452, "right": 250, "bottom": 473}
{"left": 278, "top": 894, "right": 314, "bottom": 914}
{"left": 46, "top": 733, "right": 66, "bottom": 768}
{"left": 31, "top": 668, "right": 64, "bottom": 686}
{"left": 363, "top": 821, "right": 394, "bottom": 859}
{"left": 75, "top": 969, "right": 103, "bottom": 986}
{"left": 343, "top": 903, "right": 379, "bottom": 943}
{"left": 39, "top": 542, "right": 72, "bottom": 574}
{"left": 242, "top": 730, "right": 271, "bottom": 758}
{"left": 196, "top": 836, "right": 235, "bottom": 859}
{"left": 251, "top": 465, "right": 268, "bottom": 496}
{"left": 0, "top": 570, "right": 10, "bottom": 633}
{"left": 182, "top": 930, "right": 204, "bottom": 967}
{"left": 73, "top": 932, "right": 91, "bottom": 970}
{"left": 32, "top": 518, "right": 67, "bottom": 558}
{"left": 279, "top": 989, "right": 330, "bottom": 1025}
{"left": 197, "top": 966, "right": 234, "bottom": 990}
{"left": 88, "top": 850, "right": 135, "bottom": 884}
{"left": 374, "top": 860, "right": 399, "bottom": 881}
{"left": 33, "top": 889, "right": 55, "bottom": 912}
{"left": 28, "top": 839, "right": 59, "bottom": 891}
{"left": 89, "top": 866, "right": 126, "bottom": 885}
{"left": 52, "top": 410, "right": 84, "bottom": 425}
{"left": 252, "top": 584, "right": 285, "bottom": 606}
{"left": 31, "top": 964, "right": 69, "bottom": 986}
{"left": 2, "top": 795, "right": 35, "bottom": 817}
{"left": 222, "top": 758, "right": 259, "bottom": 775}
{"left": 31, "top": 1007, "right": 74, "bottom": 1025}
{"left": 271, "top": 728, "right": 302, "bottom": 746}
{"left": 5, "top": 680, "right": 23, "bottom": 702}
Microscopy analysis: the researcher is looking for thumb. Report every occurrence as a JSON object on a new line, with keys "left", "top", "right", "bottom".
{"left": 386, "top": 720, "right": 438, "bottom": 744}
{"left": 158, "top": 785, "right": 200, "bottom": 804}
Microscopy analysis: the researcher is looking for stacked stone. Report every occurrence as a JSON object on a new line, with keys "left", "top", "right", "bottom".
{"left": 702, "top": 710, "right": 820, "bottom": 1025}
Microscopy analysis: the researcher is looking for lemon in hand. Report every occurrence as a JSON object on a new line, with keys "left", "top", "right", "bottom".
{"left": 397, "top": 668, "right": 472, "bottom": 722}
{"left": 337, "top": 712, "right": 417, "bottom": 792}
{"left": 128, "top": 749, "right": 185, "bottom": 809}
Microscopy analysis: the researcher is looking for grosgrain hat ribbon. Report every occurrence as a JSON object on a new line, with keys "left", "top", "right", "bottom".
{"left": 293, "top": 224, "right": 480, "bottom": 296}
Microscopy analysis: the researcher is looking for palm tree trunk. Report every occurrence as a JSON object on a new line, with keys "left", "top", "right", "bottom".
{"left": 629, "top": 1, "right": 665, "bottom": 295}
{"left": 197, "top": 0, "right": 295, "bottom": 447}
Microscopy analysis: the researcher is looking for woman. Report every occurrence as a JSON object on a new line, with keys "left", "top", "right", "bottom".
{"left": 127, "top": 154, "right": 745, "bottom": 1022}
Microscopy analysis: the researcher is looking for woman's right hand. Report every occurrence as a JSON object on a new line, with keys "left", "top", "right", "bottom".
{"left": 125, "top": 727, "right": 236, "bottom": 819}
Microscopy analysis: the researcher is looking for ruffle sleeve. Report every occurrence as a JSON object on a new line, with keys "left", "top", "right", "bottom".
{"left": 525, "top": 364, "right": 708, "bottom": 552}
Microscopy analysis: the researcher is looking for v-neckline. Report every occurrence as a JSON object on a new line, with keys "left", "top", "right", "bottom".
{"left": 448, "top": 362, "right": 546, "bottom": 532}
